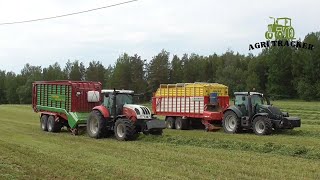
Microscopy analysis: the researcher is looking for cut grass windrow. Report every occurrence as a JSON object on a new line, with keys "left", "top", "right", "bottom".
{"left": 302, "top": 120, "right": 320, "bottom": 125}
{"left": 139, "top": 134, "right": 320, "bottom": 160}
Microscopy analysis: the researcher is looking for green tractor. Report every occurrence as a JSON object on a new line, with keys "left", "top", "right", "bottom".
{"left": 265, "top": 17, "right": 295, "bottom": 40}
{"left": 222, "top": 92, "right": 301, "bottom": 135}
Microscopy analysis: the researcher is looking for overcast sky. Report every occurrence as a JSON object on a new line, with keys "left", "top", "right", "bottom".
{"left": 0, "top": 0, "right": 319, "bottom": 73}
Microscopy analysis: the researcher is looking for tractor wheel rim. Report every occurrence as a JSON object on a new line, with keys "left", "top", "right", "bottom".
{"left": 255, "top": 120, "right": 265, "bottom": 134}
{"left": 225, "top": 115, "right": 236, "bottom": 132}
{"left": 117, "top": 124, "right": 125, "bottom": 138}
{"left": 90, "top": 118, "right": 98, "bottom": 135}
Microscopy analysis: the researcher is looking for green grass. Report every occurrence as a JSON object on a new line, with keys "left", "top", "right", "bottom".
{"left": 0, "top": 101, "right": 320, "bottom": 180}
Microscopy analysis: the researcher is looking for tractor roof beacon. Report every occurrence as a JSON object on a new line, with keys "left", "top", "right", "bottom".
{"left": 222, "top": 92, "right": 301, "bottom": 135}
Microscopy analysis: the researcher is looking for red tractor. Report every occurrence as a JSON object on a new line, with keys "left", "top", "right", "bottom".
{"left": 87, "top": 89, "right": 166, "bottom": 141}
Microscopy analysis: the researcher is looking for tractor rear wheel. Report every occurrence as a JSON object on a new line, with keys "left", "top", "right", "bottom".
{"left": 166, "top": 117, "right": 175, "bottom": 129}
{"left": 114, "top": 119, "right": 138, "bottom": 141}
{"left": 175, "top": 117, "right": 189, "bottom": 130}
{"left": 47, "top": 115, "right": 61, "bottom": 133}
{"left": 87, "top": 110, "right": 108, "bottom": 139}
{"left": 40, "top": 115, "right": 48, "bottom": 131}
{"left": 222, "top": 111, "right": 242, "bottom": 134}
{"left": 253, "top": 116, "right": 272, "bottom": 135}
{"left": 265, "top": 31, "right": 273, "bottom": 39}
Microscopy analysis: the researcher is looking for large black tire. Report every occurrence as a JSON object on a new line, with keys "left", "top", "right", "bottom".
{"left": 252, "top": 116, "right": 272, "bottom": 135}
{"left": 87, "top": 110, "right": 108, "bottom": 139}
{"left": 166, "top": 117, "right": 175, "bottom": 129}
{"left": 114, "top": 119, "right": 138, "bottom": 141}
{"left": 175, "top": 117, "right": 189, "bottom": 130}
{"left": 47, "top": 115, "right": 61, "bottom": 133}
{"left": 40, "top": 115, "right": 48, "bottom": 131}
{"left": 222, "top": 111, "right": 242, "bottom": 134}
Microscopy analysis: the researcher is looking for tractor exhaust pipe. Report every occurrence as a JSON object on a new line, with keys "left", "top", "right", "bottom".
{"left": 247, "top": 92, "right": 253, "bottom": 121}
{"left": 112, "top": 88, "right": 117, "bottom": 119}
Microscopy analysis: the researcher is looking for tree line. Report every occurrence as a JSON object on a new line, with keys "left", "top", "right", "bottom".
{"left": 0, "top": 32, "right": 319, "bottom": 104}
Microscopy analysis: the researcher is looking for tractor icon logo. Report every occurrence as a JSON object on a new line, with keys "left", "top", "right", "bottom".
{"left": 265, "top": 17, "right": 295, "bottom": 40}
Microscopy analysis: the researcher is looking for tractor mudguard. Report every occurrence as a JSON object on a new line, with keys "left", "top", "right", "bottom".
{"left": 252, "top": 113, "right": 269, "bottom": 121}
{"left": 92, "top": 105, "right": 110, "bottom": 118}
{"left": 224, "top": 105, "right": 243, "bottom": 118}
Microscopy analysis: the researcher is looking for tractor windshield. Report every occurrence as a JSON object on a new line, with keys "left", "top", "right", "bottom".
{"left": 251, "top": 95, "right": 264, "bottom": 106}
{"left": 103, "top": 93, "right": 133, "bottom": 109}
{"left": 277, "top": 18, "right": 291, "bottom": 26}
{"left": 116, "top": 94, "right": 133, "bottom": 105}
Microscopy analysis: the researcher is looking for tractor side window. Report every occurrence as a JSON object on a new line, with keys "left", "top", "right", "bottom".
{"left": 235, "top": 95, "right": 247, "bottom": 106}
{"left": 116, "top": 94, "right": 133, "bottom": 106}
{"left": 107, "top": 94, "right": 113, "bottom": 109}
{"left": 103, "top": 96, "right": 108, "bottom": 107}
{"left": 277, "top": 19, "right": 285, "bottom": 26}
{"left": 103, "top": 96, "right": 107, "bottom": 106}
{"left": 235, "top": 95, "right": 248, "bottom": 115}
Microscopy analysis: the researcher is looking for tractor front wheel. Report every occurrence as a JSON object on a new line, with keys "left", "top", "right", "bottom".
{"left": 222, "top": 111, "right": 242, "bottom": 134}
{"left": 114, "top": 119, "right": 138, "bottom": 141}
{"left": 275, "top": 31, "right": 284, "bottom": 39}
{"left": 253, "top": 116, "right": 272, "bottom": 135}
{"left": 265, "top": 31, "right": 273, "bottom": 39}
{"left": 87, "top": 110, "right": 107, "bottom": 139}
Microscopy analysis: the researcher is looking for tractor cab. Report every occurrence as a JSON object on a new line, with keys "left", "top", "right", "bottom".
{"left": 234, "top": 92, "right": 270, "bottom": 116}
{"left": 276, "top": 17, "right": 292, "bottom": 27}
{"left": 223, "top": 92, "right": 301, "bottom": 135}
{"left": 101, "top": 89, "right": 152, "bottom": 120}
{"left": 102, "top": 89, "right": 134, "bottom": 116}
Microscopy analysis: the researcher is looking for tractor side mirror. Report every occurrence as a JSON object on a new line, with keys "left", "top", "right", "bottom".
{"left": 105, "top": 93, "right": 109, "bottom": 97}
{"left": 242, "top": 96, "right": 246, "bottom": 101}
{"left": 265, "top": 96, "right": 271, "bottom": 105}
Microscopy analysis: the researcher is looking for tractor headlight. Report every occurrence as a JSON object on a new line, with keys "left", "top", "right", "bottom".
{"left": 282, "top": 112, "right": 289, "bottom": 117}
{"left": 275, "top": 114, "right": 282, "bottom": 119}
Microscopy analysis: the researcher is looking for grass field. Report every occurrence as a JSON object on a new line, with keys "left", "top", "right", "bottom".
{"left": 1, "top": 101, "right": 320, "bottom": 179}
